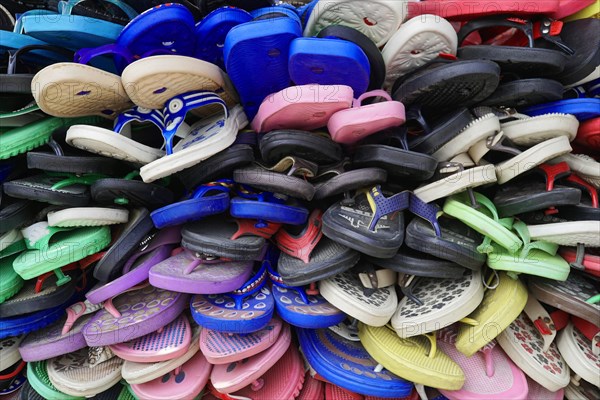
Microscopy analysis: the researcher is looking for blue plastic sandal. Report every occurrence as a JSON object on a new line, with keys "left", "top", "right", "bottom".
{"left": 223, "top": 16, "right": 301, "bottom": 119}
{"left": 230, "top": 188, "right": 309, "bottom": 226}
{"left": 289, "top": 37, "right": 370, "bottom": 96}
{"left": 190, "top": 260, "right": 274, "bottom": 334}
{"left": 194, "top": 7, "right": 252, "bottom": 70}
{"left": 150, "top": 181, "right": 232, "bottom": 228}
{"left": 522, "top": 98, "right": 600, "bottom": 121}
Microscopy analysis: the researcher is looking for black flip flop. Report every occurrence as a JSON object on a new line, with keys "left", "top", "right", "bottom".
{"left": 27, "top": 149, "right": 125, "bottom": 176}
{"left": 480, "top": 78, "right": 564, "bottom": 108}
{"left": 392, "top": 58, "right": 500, "bottom": 111}
{"left": 406, "top": 107, "right": 474, "bottom": 155}
{"left": 353, "top": 128, "right": 438, "bottom": 181}
{"left": 0, "top": 269, "right": 80, "bottom": 318}
{"left": 92, "top": 208, "right": 154, "bottom": 282}
{"left": 405, "top": 195, "right": 486, "bottom": 270}
{"left": 3, "top": 174, "right": 93, "bottom": 206}
{"left": 46, "top": 0, "right": 134, "bottom": 24}
{"left": 260, "top": 130, "right": 343, "bottom": 164}
{"left": 322, "top": 186, "right": 409, "bottom": 258}
{"left": 276, "top": 209, "right": 360, "bottom": 286}
{"left": 176, "top": 144, "right": 254, "bottom": 191}
{"left": 234, "top": 162, "right": 316, "bottom": 201}
{"left": 317, "top": 25, "right": 385, "bottom": 90}
{"left": 457, "top": 16, "right": 572, "bottom": 76}
{"left": 313, "top": 160, "right": 387, "bottom": 200}
{"left": 557, "top": 173, "right": 600, "bottom": 222}
{"left": 91, "top": 174, "right": 174, "bottom": 210}
{"left": 181, "top": 217, "right": 270, "bottom": 260}
{"left": 0, "top": 193, "right": 42, "bottom": 234}
{"left": 365, "top": 245, "right": 466, "bottom": 279}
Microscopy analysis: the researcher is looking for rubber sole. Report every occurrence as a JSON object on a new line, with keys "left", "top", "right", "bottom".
{"left": 260, "top": 130, "right": 342, "bottom": 164}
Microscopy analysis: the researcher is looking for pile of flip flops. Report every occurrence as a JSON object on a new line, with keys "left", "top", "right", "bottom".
{"left": 1, "top": 0, "right": 600, "bottom": 399}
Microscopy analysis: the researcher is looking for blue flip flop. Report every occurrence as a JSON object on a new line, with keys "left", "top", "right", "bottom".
{"left": 190, "top": 260, "right": 274, "bottom": 334}
{"left": 230, "top": 189, "right": 309, "bottom": 226}
{"left": 297, "top": 327, "right": 414, "bottom": 398}
{"left": 223, "top": 15, "right": 301, "bottom": 119}
{"left": 267, "top": 254, "right": 346, "bottom": 329}
{"left": 0, "top": 299, "right": 69, "bottom": 339}
{"left": 250, "top": 6, "right": 301, "bottom": 21}
{"left": 75, "top": 3, "right": 196, "bottom": 74}
{"left": 194, "top": 7, "right": 252, "bottom": 70}
{"left": 522, "top": 98, "right": 600, "bottom": 121}
{"left": 150, "top": 181, "right": 232, "bottom": 228}
{"left": 21, "top": 0, "right": 137, "bottom": 51}
{"left": 288, "top": 37, "right": 370, "bottom": 96}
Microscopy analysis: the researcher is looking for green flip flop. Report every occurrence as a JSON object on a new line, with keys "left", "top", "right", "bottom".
{"left": 443, "top": 191, "right": 522, "bottom": 254}
{"left": 0, "top": 253, "right": 24, "bottom": 303}
{"left": 27, "top": 360, "right": 84, "bottom": 400}
{"left": 13, "top": 225, "right": 111, "bottom": 284}
{"left": 486, "top": 220, "right": 570, "bottom": 281}
{"left": 0, "top": 115, "right": 107, "bottom": 160}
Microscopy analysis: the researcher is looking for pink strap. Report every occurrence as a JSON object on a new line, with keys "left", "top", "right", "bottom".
{"left": 353, "top": 90, "right": 393, "bottom": 107}
{"left": 481, "top": 347, "right": 495, "bottom": 377}
{"left": 62, "top": 300, "right": 103, "bottom": 335}
{"left": 103, "top": 282, "right": 151, "bottom": 319}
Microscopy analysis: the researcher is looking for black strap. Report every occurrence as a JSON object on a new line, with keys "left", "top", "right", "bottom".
{"left": 8, "top": 44, "right": 73, "bottom": 75}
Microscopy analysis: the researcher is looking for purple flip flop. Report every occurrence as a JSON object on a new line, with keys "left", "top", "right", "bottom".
{"left": 83, "top": 284, "right": 189, "bottom": 347}
{"left": 85, "top": 226, "right": 181, "bottom": 305}
{"left": 149, "top": 249, "right": 253, "bottom": 294}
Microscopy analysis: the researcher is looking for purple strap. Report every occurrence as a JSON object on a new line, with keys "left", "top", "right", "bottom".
{"left": 409, "top": 194, "right": 442, "bottom": 237}
{"left": 368, "top": 186, "right": 410, "bottom": 231}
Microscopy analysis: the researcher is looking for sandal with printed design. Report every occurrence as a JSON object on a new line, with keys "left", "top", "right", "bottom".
{"left": 130, "top": 350, "right": 211, "bottom": 400}
{"left": 27, "top": 360, "right": 83, "bottom": 400}
{"left": 251, "top": 84, "right": 353, "bottom": 133}
{"left": 297, "top": 327, "right": 413, "bottom": 398}
{"left": 181, "top": 216, "right": 277, "bottom": 261}
{"left": 456, "top": 272, "right": 528, "bottom": 357}
{"left": 82, "top": 283, "right": 189, "bottom": 346}
{"left": 0, "top": 335, "right": 24, "bottom": 372}
{"left": 268, "top": 255, "right": 346, "bottom": 329}
{"left": 358, "top": 323, "right": 464, "bottom": 391}
{"left": 200, "top": 316, "right": 283, "bottom": 365}
{"left": 210, "top": 322, "right": 291, "bottom": 394}
{"left": 276, "top": 209, "right": 360, "bottom": 287}
{"left": 109, "top": 314, "right": 191, "bottom": 363}
{"left": 322, "top": 186, "right": 410, "bottom": 258}
{"left": 150, "top": 180, "right": 232, "bottom": 228}
{"left": 190, "top": 260, "right": 274, "bottom": 334}
{"left": 497, "top": 297, "right": 571, "bottom": 392}
{"left": 149, "top": 248, "right": 253, "bottom": 294}
{"left": 391, "top": 269, "right": 484, "bottom": 338}
{"left": 437, "top": 327, "right": 528, "bottom": 400}
{"left": 558, "top": 321, "right": 600, "bottom": 388}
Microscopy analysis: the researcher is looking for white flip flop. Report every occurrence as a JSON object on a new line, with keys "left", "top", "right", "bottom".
{"left": 303, "top": 0, "right": 408, "bottom": 47}
{"left": 391, "top": 270, "right": 484, "bottom": 338}
{"left": 47, "top": 207, "right": 129, "bottom": 227}
{"left": 382, "top": 14, "right": 457, "bottom": 89}
{"left": 0, "top": 229, "right": 23, "bottom": 253}
{"left": 527, "top": 221, "right": 600, "bottom": 247}
{"left": 31, "top": 63, "right": 132, "bottom": 119}
{"left": 0, "top": 335, "right": 24, "bottom": 371}
{"left": 495, "top": 135, "right": 573, "bottom": 185}
{"left": 552, "top": 153, "right": 600, "bottom": 189}
{"left": 319, "top": 270, "right": 397, "bottom": 327}
{"left": 121, "top": 55, "right": 238, "bottom": 111}
{"left": 557, "top": 322, "right": 600, "bottom": 388}
{"left": 501, "top": 113, "right": 579, "bottom": 147}
{"left": 139, "top": 94, "right": 247, "bottom": 183}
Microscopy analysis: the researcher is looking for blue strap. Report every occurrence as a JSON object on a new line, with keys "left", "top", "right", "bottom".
{"left": 366, "top": 186, "right": 410, "bottom": 231}
{"left": 229, "top": 262, "right": 268, "bottom": 310}
{"left": 14, "top": 9, "right": 54, "bottom": 33}
{"left": 191, "top": 179, "right": 233, "bottom": 199}
{"left": 409, "top": 194, "right": 442, "bottom": 237}
{"left": 162, "top": 91, "right": 228, "bottom": 155}
{"left": 265, "top": 250, "right": 311, "bottom": 305}
{"left": 113, "top": 106, "right": 165, "bottom": 134}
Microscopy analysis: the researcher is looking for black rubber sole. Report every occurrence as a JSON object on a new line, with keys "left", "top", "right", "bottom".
{"left": 234, "top": 167, "right": 316, "bottom": 200}
{"left": 0, "top": 200, "right": 42, "bottom": 234}
{"left": 260, "top": 130, "right": 342, "bottom": 164}
{"left": 27, "top": 152, "right": 126, "bottom": 175}
{"left": 494, "top": 183, "right": 581, "bottom": 218}
{"left": 91, "top": 179, "right": 174, "bottom": 210}
{"left": 0, "top": 74, "right": 33, "bottom": 95}
{"left": 408, "top": 107, "right": 473, "bottom": 155}
{"left": 352, "top": 145, "right": 437, "bottom": 181}
{"left": 481, "top": 78, "right": 564, "bottom": 108}
{"left": 314, "top": 168, "right": 387, "bottom": 200}
{"left": 3, "top": 175, "right": 90, "bottom": 206}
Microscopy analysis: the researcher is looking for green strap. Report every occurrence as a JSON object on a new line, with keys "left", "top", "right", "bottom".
{"left": 50, "top": 173, "right": 108, "bottom": 190}
{"left": 586, "top": 294, "right": 600, "bottom": 304}
{"left": 473, "top": 193, "right": 514, "bottom": 254}
{"left": 512, "top": 221, "right": 559, "bottom": 258}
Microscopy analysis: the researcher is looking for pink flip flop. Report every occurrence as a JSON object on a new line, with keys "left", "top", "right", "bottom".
{"left": 200, "top": 317, "right": 283, "bottom": 365}
{"left": 328, "top": 90, "right": 405, "bottom": 144}
{"left": 251, "top": 84, "right": 354, "bottom": 133}
{"left": 109, "top": 314, "right": 192, "bottom": 363}
{"left": 527, "top": 376, "right": 564, "bottom": 400}
{"left": 85, "top": 226, "right": 181, "bottom": 304}
{"left": 326, "top": 383, "right": 364, "bottom": 400}
{"left": 130, "top": 351, "right": 212, "bottom": 400}
{"left": 83, "top": 284, "right": 189, "bottom": 346}
{"left": 437, "top": 326, "right": 528, "bottom": 400}
{"left": 297, "top": 373, "right": 325, "bottom": 400}
{"left": 149, "top": 249, "right": 253, "bottom": 294}
{"left": 210, "top": 323, "right": 291, "bottom": 394}
{"left": 233, "top": 345, "right": 305, "bottom": 400}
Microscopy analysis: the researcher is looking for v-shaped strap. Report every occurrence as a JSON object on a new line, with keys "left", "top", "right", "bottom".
{"left": 228, "top": 262, "right": 268, "bottom": 310}
{"left": 275, "top": 209, "right": 322, "bottom": 263}
{"left": 365, "top": 186, "right": 410, "bottom": 231}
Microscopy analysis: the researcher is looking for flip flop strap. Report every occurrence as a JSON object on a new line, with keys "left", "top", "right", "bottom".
{"left": 49, "top": 172, "right": 108, "bottom": 190}
{"left": 20, "top": 221, "right": 71, "bottom": 250}
{"left": 353, "top": 89, "right": 392, "bottom": 108}
{"left": 230, "top": 219, "right": 281, "bottom": 240}
{"left": 229, "top": 262, "right": 268, "bottom": 310}
{"left": 275, "top": 209, "right": 322, "bottom": 263}
{"left": 113, "top": 106, "right": 165, "bottom": 137}
{"left": 122, "top": 226, "right": 181, "bottom": 274}
{"left": 75, "top": 43, "right": 133, "bottom": 65}
{"left": 409, "top": 193, "right": 442, "bottom": 237}
{"left": 191, "top": 179, "right": 233, "bottom": 199}
{"left": 523, "top": 296, "right": 557, "bottom": 352}
{"left": 566, "top": 174, "right": 599, "bottom": 208}
{"left": 8, "top": 45, "right": 73, "bottom": 75}
{"left": 163, "top": 91, "right": 228, "bottom": 155}
{"left": 266, "top": 263, "right": 310, "bottom": 305}
{"left": 58, "top": 0, "right": 138, "bottom": 19}
{"left": 512, "top": 220, "right": 559, "bottom": 258}
{"left": 13, "top": 9, "right": 54, "bottom": 33}
{"left": 261, "top": 156, "right": 318, "bottom": 178}
{"left": 366, "top": 186, "right": 410, "bottom": 231}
